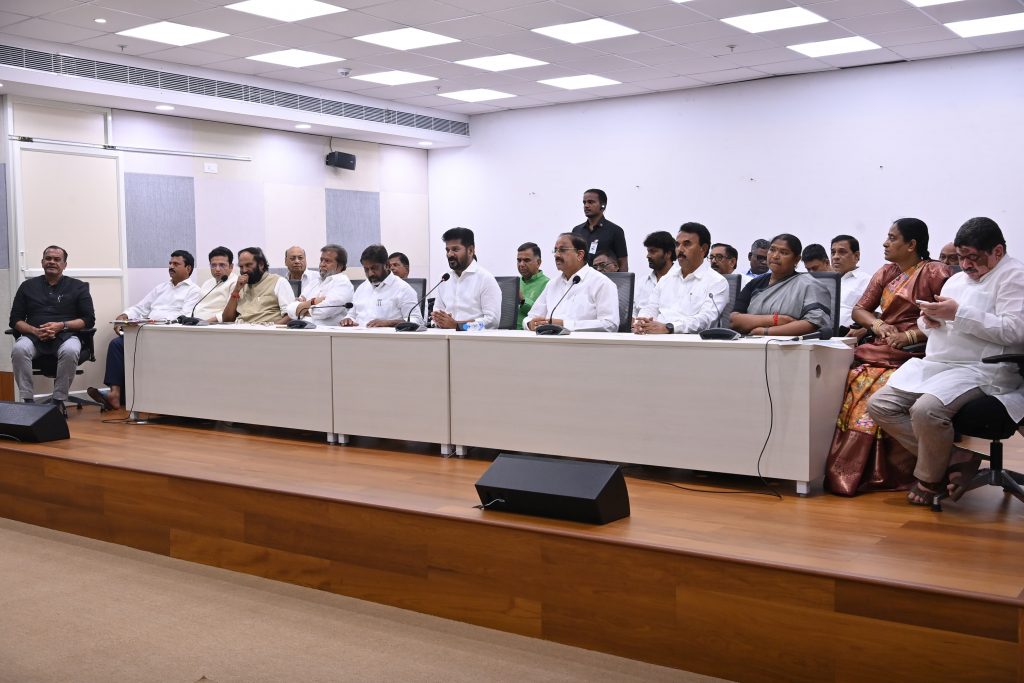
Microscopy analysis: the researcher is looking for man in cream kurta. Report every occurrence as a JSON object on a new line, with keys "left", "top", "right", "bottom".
{"left": 222, "top": 246, "right": 293, "bottom": 324}
{"left": 868, "top": 217, "right": 1024, "bottom": 497}
{"left": 525, "top": 233, "right": 619, "bottom": 333}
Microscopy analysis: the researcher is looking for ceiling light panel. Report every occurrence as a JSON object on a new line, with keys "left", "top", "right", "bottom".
{"left": 247, "top": 49, "right": 345, "bottom": 67}
{"left": 722, "top": 8, "right": 828, "bottom": 34}
{"left": 116, "top": 22, "right": 228, "bottom": 46}
{"left": 946, "top": 12, "right": 1024, "bottom": 37}
{"left": 439, "top": 89, "right": 515, "bottom": 102}
{"left": 352, "top": 70, "right": 438, "bottom": 85}
{"left": 455, "top": 54, "right": 548, "bottom": 71}
{"left": 532, "top": 18, "right": 639, "bottom": 44}
{"left": 225, "top": 0, "right": 346, "bottom": 22}
{"left": 539, "top": 74, "right": 621, "bottom": 90}
{"left": 788, "top": 36, "right": 882, "bottom": 58}
{"left": 355, "top": 27, "right": 459, "bottom": 50}
{"left": 905, "top": 0, "right": 965, "bottom": 6}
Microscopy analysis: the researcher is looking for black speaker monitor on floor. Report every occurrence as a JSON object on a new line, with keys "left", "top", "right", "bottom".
{"left": 0, "top": 401, "right": 70, "bottom": 442}
{"left": 325, "top": 151, "right": 356, "bottom": 170}
{"left": 475, "top": 453, "right": 630, "bottom": 525}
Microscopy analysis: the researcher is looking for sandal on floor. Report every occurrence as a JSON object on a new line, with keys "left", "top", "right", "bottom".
{"left": 947, "top": 455, "right": 984, "bottom": 502}
{"left": 87, "top": 387, "right": 115, "bottom": 412}
{"left": 907, "top": 481, "right": 943, "bottom": 506}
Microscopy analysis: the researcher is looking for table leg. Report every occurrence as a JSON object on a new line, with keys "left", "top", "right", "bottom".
{"left": 795, "top": 481, "right": 809, "bottom": 497}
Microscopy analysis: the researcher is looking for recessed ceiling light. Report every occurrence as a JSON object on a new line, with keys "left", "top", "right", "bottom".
{"left": 722, "top": 7, "right": 827, "bottom": 34}
{"left": 354, "top": 27, "right": 458, "bottom": 51}
{"left": 94, "top": 18, "right": 107, "bottom": 24}
{"left": 155, "top": 104, "right": 174, "bottom": 111}
{"left": 788, "top": 36, "right": 882, "bottom": 58}
{"left": 532, "top": 18, "right": 638, "bottom": 44}
{"left": 439, "top": 89, "right": 515, "bottom": 103}
{"left": 351, "top": 70, "right": 437, "bottom": 85}
{"left": 117, "top": 21, "right": 227, "bottom": 46}
{"left": 455, "top": 54, "right": 548, "bottom": 72}
{"left": 294, "top": 123, "right": 312, "bottom": 129}
{"left": 226, "top": 0, "right": 346, "bottom": 22}
{"left": 247, "top": 49, "right": 343, "bottom": 67}
{"left": 906, "top": 0, "right": 964, "bottom": 6}
{"left": 418, "top": 141, "right": 433, "bottom": 146}
{"left": 946, "top": 12, "right": 1024, "bottom": 37}
{"left": 538, "top": 74, "right": 621, "bottom": 90}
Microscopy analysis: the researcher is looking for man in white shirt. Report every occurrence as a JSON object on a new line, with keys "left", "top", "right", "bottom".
{"left": 525, "top": 233, "right": 619, "bottom": 333}
{"left": 830, "top": 234, "right": 870, "bottom": 334}
{"left": 92, "top": 250, "right": 202, "bottom": 410}
{"left": 192, "top": 246, "right": 238, "bottom": 323}
{"left": 287, "top": 244, "right": 354, "bottom": 326}
{"left": 342, "top": 245, "right": 421, "bottom": 327}
{"left": 431, "top": 227, "right": 501, "bottom": 330}
{"left": 222, "top": 247, "right": 294, "bottom": 324}
{"left": 284, "top": 245, "right": 320, "bottom": 298}
{"left": 633, "top": 223, "right": 729, "bottom": 334}
{"left": 633, "top": 231, "right": 678, "bottom": 317}
{"left": 868, "top": 217, "right": 1024, "bottom": 505}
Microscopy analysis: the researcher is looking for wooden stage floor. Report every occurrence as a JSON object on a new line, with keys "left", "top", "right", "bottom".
{"left": 2, "top": 409, "right": 1023, "bottom": 682}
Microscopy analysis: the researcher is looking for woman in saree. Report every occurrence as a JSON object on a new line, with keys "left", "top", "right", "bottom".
{"left": 730, "top": 233, "right": 832, "bottom": 336}
{"left": 824, "top": 218, "right": 951, "bottom": 496}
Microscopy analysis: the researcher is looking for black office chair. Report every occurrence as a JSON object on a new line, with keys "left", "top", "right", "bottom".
{"left": 405, "top": 277, "right": 427, "bottom": 316}
{"left": 5, "top": 328, "right": 100, "bottom": 409}
{"left": 604, "top": 272, "right": 635, "bottom": 333}
{"left": 494, "top": 276, "right": 521, "bottom": 330}
{"left": 935, "top": 354, "right": 1024, "bottom": 509}
{"left": 719, "top": 273, "right": 743, "bottom": 327}
{"left": 809, "top": 271, "right": 842, "bottom": 336}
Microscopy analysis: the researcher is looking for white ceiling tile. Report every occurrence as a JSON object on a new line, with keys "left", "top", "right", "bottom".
{"left": 728, "top": 45, "right": 811, "bottom": 65}
{"left": 651, "top": 21, "right": 749, "bottom": 44}
{"left": 866, "top": 24, "right": 958, "bottom": 46}
{"left": 164, "top": 7, "right": 280, "bottom": 34}
{"left": 558, "top": 53, "right": 645, "bottom": 73}
{"left": 967, "top": 31, "right": 1024, "bottom": 49}
{"left": 757, "top": 22, "right": 854, "bottom": 46}
{"left": 630, "top": 74, "right": 705, "bottom": 90}
{"left": 304, "top": 37, "right": 395, "bottom": 59}
{"left": 145, "top": 46, "right": 233, "bottom": 66}
{"left": 359, "top": 51, "right": 448, "bottom": 70}
{"left": 755, "top": 57, "right": 835, "bottom": 74}
{"left": 469, "top": 30, "right": 562, "bottom": 52}
{"left": 918, "top": 0, "right": 1024, "bottom": 23}
{"left": 41, "top": 6, "right": 156, "bottom": 32}
{"left": 516, "top": 43, "right": 604, "bottom": 62}
{"left": 681, "top": 0, "right": 796, "bottom": 20}
{"left": 815, "top": 46, "right": 902, "bottom": 66}
{"left": 439, "top": 101, "right": 507, "bottom": 114}
{"left": 485, "top": 3, "right": 593, "bottom": 30}
{"left": 412, "top": 42, "right": 497, "bottom": 60}
{"left": 587, "top": 82, "right": 654, "bottom": 97}
{"left": 609, "top": 5, "right": 710, "bottom": 32}
{"left": 296, "top": 10, "right": 403, "bottom": 37}
{"left": 836, "top": 9, "right": 938, "bottom": 34}
{"left": 557, "top": 0, "right": 665, "bottom": 15}
{"left": 193, "top": 35, "right": 283, "bottom": 58}
{"left": 1, "top": 17, "right": 105, "bottom": 43}
{"left": 587, "top": 33, "right": 674, "bottom": 55}
{"left": 239, "top": 24, "right": 341, "bottom": 48}
{"left": 531, "top": 88, "right": 609, "bottom": 103}
{"left": 629, "top": 45, "right": 707, "bottom": 66}
{"left": 683, "top": 33, "right": 778, "bottom": 57}
{"left": 444, "top": 0, "right": 551, "bottom": 11}
{"left": 312, "top": 76, "right": 385, "bottom": 91}
{"left": 1, "top": 0, "right": 81, "bottom": 17}
{"left": 690, "top": 67, "right": 767, "bottom": 83}
{"left": 421, "top": 15, "right": 521, "bottom": 40}
{"left": 497, "top": 63, "right": 578, "bottom": 80}
{"left": 495, "top": 96, "right": 554, "bottom": 109}
{"left": 811, "top": 0, "right": 911, "bottom": 20}
{"left": 594, "top": 65, "right": 677, "bottom": 81}
{"left": 660, "top": 55, "right": 741, "bottom": 74}
{"left": 67, "top": 34, "right": 170, "bottom": 55}
{"left": 205, "top": 56, "right": 281, "bottom": 75}
{"left": 360, "top": 0, "right": 472, "bottom": 24}
{"left": 394, "top": 94, "right": 456, "bottom": 107}
{"left": 93, "top": 0, "right": 220, "bottom": 21}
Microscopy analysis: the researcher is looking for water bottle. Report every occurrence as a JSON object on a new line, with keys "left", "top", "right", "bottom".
{"left": 463, "top": 321, "right": 485, "bottom": 332}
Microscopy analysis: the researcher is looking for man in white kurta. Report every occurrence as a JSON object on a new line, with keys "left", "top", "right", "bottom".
{"left": 830, "top": 235, "right": 870, "bottom": 331}
{"left": 868, "top": 217, "right": 1024, "bottom": 497}
{"left": 525, "top": 233, "right": 619, "bottom": 333}
{"left": 342, "top": 245, "right": 422, "bottom": 328}
{"left": 431, "top": 227, "right": 502, "bottom": 330}
{"left": 193, "top": 246, "right": 238, "bottom": 323}
{"left": 632, "top": 230, "right": 678, "bottom": 317}
{"left": 286, "top": 245, "right": 354, "bottom": 326}
{"left": 634, "top": 223, "right": 729, "bottom": 334}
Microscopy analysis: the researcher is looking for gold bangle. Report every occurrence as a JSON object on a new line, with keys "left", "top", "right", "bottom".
{"left": 871, "top": 319, "right": 883, "bottom": 333}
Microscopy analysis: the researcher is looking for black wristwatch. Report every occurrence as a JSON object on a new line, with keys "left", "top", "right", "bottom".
{"left": 665, "top": 323, "right": 674, "bottom": 334}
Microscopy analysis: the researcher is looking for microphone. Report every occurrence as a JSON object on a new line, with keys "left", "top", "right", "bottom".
{"left": 178, "top": 275, "right": 229, "bottom": 326}
{"left": 791, "top": 328, "right": 834, "bottom": 341}
{"left": 535, "top": 275, "right": 581, "bottom": 336}
{"left": 699, "top": 291, "right": 741, "bottom": 340}
{"left": 396, "top": 273, "right": 450, "bottom": 332}
{"left": 289, "top": 302, "right": 353, "bottom": 329}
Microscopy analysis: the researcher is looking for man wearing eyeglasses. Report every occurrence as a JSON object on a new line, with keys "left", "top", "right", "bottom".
{"left": 868, "top": 217, "right": 1024, "bottom": 506}
{"left": 592, "top": 251, "right": 619, "bottom": 273}
{"left": 525, "top": 233, "right": 619, "bottom": 333}
{"left": 709, "top": 243, "right": 737, "bottom": 275}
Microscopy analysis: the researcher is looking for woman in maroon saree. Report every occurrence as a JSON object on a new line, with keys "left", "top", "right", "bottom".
{"left": 825, "top": 218, "right": 950, "bottom": 496}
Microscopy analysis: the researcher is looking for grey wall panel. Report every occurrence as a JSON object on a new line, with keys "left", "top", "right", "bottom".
{"left": 0, "top": 165, "right": 8, "bottom": 269}
{"left": 326, "top": 189, "right": 380, "bottom": 265}
{"left": 125, "top": 173, "right": 196, "bottom": 268}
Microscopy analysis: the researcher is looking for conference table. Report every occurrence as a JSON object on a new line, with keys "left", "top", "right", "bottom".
{"left": 124, "top": 324, "right": 853, "bottom": 494}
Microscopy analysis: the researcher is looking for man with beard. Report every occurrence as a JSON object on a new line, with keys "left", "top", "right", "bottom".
{"left": 709, "top": 243, "right": 738, "bottom": 275}
{"left": 525, "top": 233, "right": 618, "bottom": 333}
{"left": 633, "top": 231, "right": 677, "bottom": 317}
{"left": 342, "top": 245, "right": 421, "bottom": 327}
{"left": 573, "top": 188, "right": 628, "bottom": 271}
{"left": 222, "top": 247, "right": 294, "bottom": 324}
{"left": 515, "top": 242, "right": 549, "bottom": 330}
{"left": 89, "top": 250, "right": 201, "bottom": 410}
{"left": 431, "top": 227, "right": 501, "bottom": 330}
{"left": 286, "top": 244, "right": 354, "bottom": 326}
{"left": 633, "top": 223, "right": 728, "bottom": 335}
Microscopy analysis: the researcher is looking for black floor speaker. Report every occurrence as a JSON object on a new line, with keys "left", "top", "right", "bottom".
{"left": 0, "top": 401, "right": 70, "bottom": 442}
{"left": 475, "top": 454, "right": 630, "bottom": 525}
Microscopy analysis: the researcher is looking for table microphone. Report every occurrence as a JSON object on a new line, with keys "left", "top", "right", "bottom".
{"left": 289, "top": 302, "right": 353, "bottom": 329}
{"left": 177, "top": 275, "right": 228, "bottom": 326}
{"left": 699, "top": 292, "right": 741, "bottom": 340}
{"left": 791, "top": 328, "right": 834, "bottom": 341}
{"left": 535, "top": 275, "right": 580, "bottom": 336}
{"left": 397, "top": 273, "right": 449, "bottom": 332}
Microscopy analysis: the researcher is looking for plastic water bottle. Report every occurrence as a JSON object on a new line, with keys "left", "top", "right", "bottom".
{"left": 463, "top": 321, "right": 485, "bottom": 332}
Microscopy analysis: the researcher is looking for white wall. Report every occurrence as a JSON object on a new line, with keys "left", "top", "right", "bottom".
{"left": 427, "top": 49, "right": 1024, "bottom": 279}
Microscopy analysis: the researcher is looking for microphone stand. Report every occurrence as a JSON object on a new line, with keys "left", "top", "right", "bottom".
{"left": 397, "top": 274, "right": 449, "bottom": 332}
{"left": 699, "top": 291, "right": 741, "bottom": 340}
{"left": 535, "top": 275, "right": 581, "bottom": 336}
{"left": 177, "top": 275, "right": 228, "bottom": 326}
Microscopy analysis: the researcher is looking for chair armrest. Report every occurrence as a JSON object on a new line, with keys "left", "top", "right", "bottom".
{"left": 983, "top": 354, "right": 1024, "bottom": 364}
{"left": 903, "top": 342, "right": 926, "bottom": 354}
{"left": 4, "top": 329, "right": 14, "bottom": 337}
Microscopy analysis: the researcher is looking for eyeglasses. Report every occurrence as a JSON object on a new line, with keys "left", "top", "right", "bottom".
{"left": 708, "top": 254, "right": 730, "bottom": 262}
{"left": 957, "top": 251, "right": 987, "bottom": 264}
{"left": 593, "top": 262, "right": 615, "bottom": 271}
{"left": 552, "top": 247, "right": 578, "bottom": 254}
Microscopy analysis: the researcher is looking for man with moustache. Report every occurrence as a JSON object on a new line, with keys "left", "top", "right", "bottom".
{"left": 633, "top": 231, "right": 677, "bottom": 317}
{"left": 431, "top": 227, "right": 501, "bottom": 330}
{"left": 342, "top": 245, "right": 421, "bottom": 328}
{"left": 192, "top": 246, "right": 238, "bottom": 323}
{"left": 830, "top": 234, "right": 869, "bottom": 333}
{"left": 939, "top": 242, "right": 958, "bottom": 267}
{"left": 709, "top": 243, "right": 738, "bottom": 275}
{"left": 868, "top": 217, "right": 1024, "bottom": 505}
{"left": 633, "top": 222, "right": 729, "bottom": 335}
{"left": 525, "top": 233, "right": 618, "bottom": 333}
{"left": 515, "top": 242, "right": 549, "bottom": 330}
{"left": 801, "top": 244, "right": 832, "bottom": 272}
{"left": 284, "top": 245, "right": 320, "bottom": 297}
{"left": 222, "top": 247, "right": 294, "bottom": 324}
{"left": 286, "top": 244, "right": 354, "bottom": 326}
{"left": 573, "top": 188, "right": 628, "bottom": 271}
{"left": 89, "top": 250, "right": 201, "bottom": 410}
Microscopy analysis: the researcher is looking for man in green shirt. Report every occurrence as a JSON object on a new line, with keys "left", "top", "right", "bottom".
{"left": 515, "top": 242, "right": 549, "bottom": 330}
